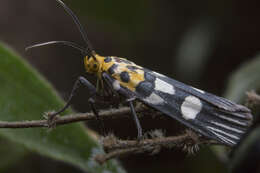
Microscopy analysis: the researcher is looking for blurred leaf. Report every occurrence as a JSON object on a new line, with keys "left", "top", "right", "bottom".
{"left": 224, "top": 54, "right": 260, "bottom": 102}
{"left": 0, "top": 42, "right": 125, "bottom": 173}
{"left": 224, "top": 54, "right": 260, "bottom": 172}
{"left": 211, "top": 54, "right": 260, "bottom": 165}
{"left": 230, "top": 126, "right": 260, "bottom": 173}
{"left": 0, "top": 137, "right": 28, "bottom": 172}
{"left": 174, "top": 18, "right": 219, "bottom": 82}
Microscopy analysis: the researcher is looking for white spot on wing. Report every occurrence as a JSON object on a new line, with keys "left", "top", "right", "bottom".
{"left": 181, "top": 96, "right": 202, "bottom": 120}
{"left": 113, "top": 80, "right": 121, "bottom": 90}
{"left": 192, "top": 87, "right": 205, "bottom": 94}
{"left": 154, "top": 78, "right": 175, "bottom": 94}
{"left": 144, "top": 93, "right": 164, "bottom": 105}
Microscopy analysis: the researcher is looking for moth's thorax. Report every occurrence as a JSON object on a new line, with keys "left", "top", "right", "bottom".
{"left": 84, "top": 54, "right": 145, "bottom": 91}
{"left": 101, "top": 56, "right": 145, "bottom": 91}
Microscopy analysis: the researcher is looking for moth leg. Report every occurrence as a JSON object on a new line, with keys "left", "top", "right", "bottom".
{"left": 102, "top": 72, "right": 143, "bottom": 138}
{"left": 48, "top": 76, "right": 96, "bottom": 124}
{"left": 101, "top": 72, "right": 122, "bottom": 108}
{"left": 102, "top": 72, "right": 120, "bottom": 97}
{"left": 88, "top": 97, "right": 106, "bottom": 135}
{"left": 128, "top": 100, "right": 143, "bottom": 139}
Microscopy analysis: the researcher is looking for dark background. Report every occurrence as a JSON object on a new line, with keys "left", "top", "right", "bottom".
{"left": 0, "top": 0, "right": 259, "bottom": 172}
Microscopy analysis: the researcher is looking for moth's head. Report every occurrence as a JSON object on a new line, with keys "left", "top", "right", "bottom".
{"left": 84, "top": 53, "right": 104, "bottom": 74}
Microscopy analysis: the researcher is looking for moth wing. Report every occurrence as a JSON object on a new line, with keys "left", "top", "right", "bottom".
{"left": 133, "top": 70, "right": 252, "bottom": 146}
{"left": 151, "top": 71, "right": 250, "bottom": 113}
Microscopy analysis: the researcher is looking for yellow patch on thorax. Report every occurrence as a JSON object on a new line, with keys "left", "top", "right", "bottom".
{"left": 84, "top": 54, "right": 145, "bottom": 92}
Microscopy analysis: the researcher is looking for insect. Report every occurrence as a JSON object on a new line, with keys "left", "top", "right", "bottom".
{"left": 27, "top": 0, "right": 252, "bottom": 146}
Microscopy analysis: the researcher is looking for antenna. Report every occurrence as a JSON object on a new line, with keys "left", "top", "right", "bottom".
{"left": 55, "top": 0, "right": 95, "bottom": 55}
{"left": 25, "top": 41, "right": 86, "bottom": 54}
{"left": 26, "top": 0, "right": 95, "bottom": 58}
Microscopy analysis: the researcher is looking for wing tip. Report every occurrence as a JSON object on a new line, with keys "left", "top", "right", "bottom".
{"left": 206, "top": 126, "right": 242, "bottom": 146}
{"left": 203, "top": 110, "right": 253, "bottom": 146}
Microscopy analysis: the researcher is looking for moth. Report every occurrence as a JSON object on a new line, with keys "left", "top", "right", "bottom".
{"left": 27, "top": 0, "right": 253, "bottom": 146}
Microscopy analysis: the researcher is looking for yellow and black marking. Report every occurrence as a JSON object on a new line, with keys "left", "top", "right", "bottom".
{"left": 27, "top": 0, "right": 253, "bottom": 146}
{"left": 84, "top": 54, "right": 146, "bottom": 92}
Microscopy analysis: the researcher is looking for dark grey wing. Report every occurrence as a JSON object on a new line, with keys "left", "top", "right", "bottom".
{"left": 133, "top": 70, "right": 252, "bottom": 146}
{"left": 151, "top": 70, "right": 250, "bottom": 112}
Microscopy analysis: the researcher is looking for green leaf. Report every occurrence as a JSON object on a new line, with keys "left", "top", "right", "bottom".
{"left": 212, "top": 54, "right": 260, "bottom": 164}
{"left": 230, "top": 127, "right": 260, "bottom": 172}
{"left": 0, "top": 42, "right": 125, "bottom": 173}
{"left": 224, "top": 54, "right": 260, "bottom": 172}
{"left": 0, "top": 137, "right": 28, "bottom": 172}
{"left": 174, "top": 18, "right": 219, "bottom": 81}
{"left": 224, "top": 54, "right": 260, "bottom": 102}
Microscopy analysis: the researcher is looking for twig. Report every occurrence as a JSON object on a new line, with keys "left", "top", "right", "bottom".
{"left": 0, "top": 103, "right": 220, "bottom": 164}
{"left": 95, "top": 130, "right": 218, "bottom": 164}
{"left": 102, "top": 132, "right": 191, "bottom": 152}
{"left": 0, "top": 106, "right": 155, "bottom": 128}
{"left": 95, "top": 148, "right": 140, "bottom": 164}
{"left": 246, "top": 91, "right": 260, "bottom": 107}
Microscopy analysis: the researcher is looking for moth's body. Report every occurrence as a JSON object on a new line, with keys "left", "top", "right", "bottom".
{"left": 84, "top": 54, "right": 252, "bottom": 146}
{"left": 28, "top": 0, "right": 253, "bottom": 147}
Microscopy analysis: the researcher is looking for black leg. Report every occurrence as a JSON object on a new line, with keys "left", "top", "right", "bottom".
{"left": 102, "top": 72, "right": 119, "bottom": 97}
{"left": 48, "top": 76, "right": 96, "bottom": 123}
{"left": 88, "top": 97, "right": 106, "bottom": 135}
{"left": 102, "top": 72, "right": 142, "bottom": 138}
{"left": 128, "top": 100, "right": 143, "bottom": 139}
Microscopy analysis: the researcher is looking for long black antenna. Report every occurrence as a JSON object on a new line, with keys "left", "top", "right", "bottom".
{"left": 55, "top": 0, "right": 95, "bottom": 55}
{"left": 25, "top": 41, "right": 86, "bottom": 54}
{"left": 26, "top": 0, "right": 96, "bottom": 58}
